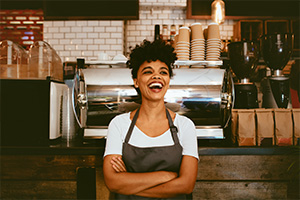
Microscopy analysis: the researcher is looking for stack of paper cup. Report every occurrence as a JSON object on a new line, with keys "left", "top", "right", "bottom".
{"left": 190, "top": 23, "right": 205, "bottom": 61}
{"left": 206, "top": 23, "right": 221, "bottom": 61}
{"left": 176, "top": 27, "right": 190, "bottom": 60}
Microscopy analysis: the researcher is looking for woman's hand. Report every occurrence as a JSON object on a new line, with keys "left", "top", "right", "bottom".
{"left": 110, "top": 156, "right": 127, "bottom": 173}
{"left": 135, "top": 155, "right": 198, "bottom": 198}
{"left": 104, "top": 155, "right": 178, "bottom": 195}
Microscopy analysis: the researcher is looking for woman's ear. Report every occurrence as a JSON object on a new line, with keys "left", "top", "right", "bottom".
{"left": 133, "top": 79, "right": 138, "bottom": 88}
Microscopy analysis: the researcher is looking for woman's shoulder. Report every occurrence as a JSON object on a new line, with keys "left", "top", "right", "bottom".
{"left": 175, "top": 114, "right": 196, "bottom": 127}
{"left": 110, "top": 112, "right": 131, "bottom": 125}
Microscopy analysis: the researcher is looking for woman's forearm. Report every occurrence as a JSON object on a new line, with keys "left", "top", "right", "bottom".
{"left": 135, "top": 156, "right": 198, "bottom": 198}
{"left": 103, "top": 155, "right": 177, "bottom": 195}
{"left": 108, "top": 171, "right": 177, "bottom": 195}
{"left": 135, "top": 177, "right": 190, "bottom": 198}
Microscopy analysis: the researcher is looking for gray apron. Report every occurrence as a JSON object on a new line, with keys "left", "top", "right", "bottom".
{"left": 114, "top": 108, "right": 190, "bottom": 200}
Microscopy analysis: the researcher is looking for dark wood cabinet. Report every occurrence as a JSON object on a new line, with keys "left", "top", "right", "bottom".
{"left": 187, "top": 0, "right": 299, "bottom": 52}
{"left": 265, "top": 20, "right": 289, "bottom": 35}
{"left": 291, "top": 19, "right": 300, "bottom": 51}
{"left": 233, "top": 19, "right": 299, "bottom": 52}
{"left": 43, "top": 0, "right": 139, "bottom": 20}
{"left": 0, "top": 0, "right": 139, "bottom": 20}
{"left": 233, "top": 20, "right": 263, "bottom": 42}
{"left": 187, "top": 0, "right": 299, "bottom": 20}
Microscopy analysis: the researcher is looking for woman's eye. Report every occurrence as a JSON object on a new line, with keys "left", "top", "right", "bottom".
{"left": 143, "top": 71, "right": 152, "bottom": 74}
{"left": 160, "top": 71, "right": 168, "bottom": 75}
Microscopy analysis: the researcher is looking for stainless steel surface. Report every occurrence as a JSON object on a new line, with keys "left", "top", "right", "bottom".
{"left": 273, "top": 69, "right": 283, "bottom": 77}
{"left": 72, "top": 66, "right": 233, "bottom": 139}
{"left": 240, "top": 78, "right": 250, "bottom": 84}
{"left": 72, "top": 68, "right": 87, "bottom": 128}
{"left": 174, "top": 60, "right": 223, "bottom": 67}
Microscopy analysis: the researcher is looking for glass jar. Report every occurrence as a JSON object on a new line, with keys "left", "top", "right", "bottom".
{"left": 162, "top": 24, "right": 169, "bottom": 41}
{"left": 170, "top": 24, "right": 176, "bottom": 41}
{"left": 0, "top": 40, "right": 28, "bottom": 79}
{"left": 28, "top": 41, "right": 63, "bottom": 81}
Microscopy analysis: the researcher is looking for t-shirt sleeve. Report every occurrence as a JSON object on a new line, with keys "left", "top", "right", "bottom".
{"left": 103, "top": 116, "right": 124, "bottom": 157}
{"left": 178, "top": 116, "right": 199, "bottom": 160}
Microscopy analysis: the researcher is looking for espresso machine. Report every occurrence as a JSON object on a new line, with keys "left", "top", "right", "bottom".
{"left": 71, "top": 59, "right": 234, "bottom": 140}
{"left": 228, "top": 41, "right": 260, "bottom": 108}
{"left": 260, "top": 33, "right": 294, "bottom": 108}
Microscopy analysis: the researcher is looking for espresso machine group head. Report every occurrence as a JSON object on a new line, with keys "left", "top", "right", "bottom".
{"left": 260, "top": 33, "right": 294, "bottom": 108}
{"left": 228, "top": 41, "right": 260, "bottom": 109}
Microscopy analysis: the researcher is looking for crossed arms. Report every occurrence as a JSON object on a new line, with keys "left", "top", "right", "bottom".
{"left": 103, "top": 154, "right": 198, "bottom": 198}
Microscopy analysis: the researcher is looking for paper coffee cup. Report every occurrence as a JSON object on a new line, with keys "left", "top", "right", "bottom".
{"left": 191, "top": 23, "right": 204, "bottom": 40}
{"left": 207, "top": 23, "right": 220, "bottom": 39}
{"left": 178, "top": 27, "right": 190, "bottom": 42}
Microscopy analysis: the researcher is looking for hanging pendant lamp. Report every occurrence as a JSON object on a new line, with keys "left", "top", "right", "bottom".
{"left": 211, "top": 0, "right": 225, "bottom": 24}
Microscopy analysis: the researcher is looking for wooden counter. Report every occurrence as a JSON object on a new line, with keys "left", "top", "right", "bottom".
{"left": 0, "top": 141, "right": 299, "bottom": 199}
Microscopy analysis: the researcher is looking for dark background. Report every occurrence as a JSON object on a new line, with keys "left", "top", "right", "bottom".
{"left": 0, "top": 0, "right": 139, "bottom": 20}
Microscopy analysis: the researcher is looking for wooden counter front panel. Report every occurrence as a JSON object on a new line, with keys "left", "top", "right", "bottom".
{"left": 197, "top": 155, "right": 296, "bottom": 180}
{"left": 0, "top": 155, "right": 102, "bottom": 199}
{"left": 1, "top": 154, "right": 299, "bottom": 199}
{"left": 194, "top": 181, "right": 287, "bottom": 200}
{"left": 1, "top": 155, "right": 102, "bottom": 180}
{"left": 1, "top": 180, "right": 76, "bottom": 199}
{"left": 194, "top": 155, "right": 299, "bottom": 199}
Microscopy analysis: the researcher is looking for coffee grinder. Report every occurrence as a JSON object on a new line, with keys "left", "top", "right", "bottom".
{"left": 260, "top": 33, "right": 294, "bottom": 108}
{"left": 228, "top": 41, "right": 260, "bottom": 109}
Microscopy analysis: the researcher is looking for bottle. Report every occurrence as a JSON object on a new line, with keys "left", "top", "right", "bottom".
{"left": 154, "top": 25, "right": 160, "bottom": 41}
{"left": 170, "top": 24, "right": 176, "bottom": 41}
{"left": 162, "top": 24, "right": 169, "bottom": 41}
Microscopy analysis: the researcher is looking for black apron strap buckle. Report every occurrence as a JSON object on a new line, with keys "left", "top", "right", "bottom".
{"left": 170, "top": 125, "right": 178, "bottom": 134}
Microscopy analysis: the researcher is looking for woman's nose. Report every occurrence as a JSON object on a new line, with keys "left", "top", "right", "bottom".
{"left": 152, "top": 74, "right": 161, "bottom": 79}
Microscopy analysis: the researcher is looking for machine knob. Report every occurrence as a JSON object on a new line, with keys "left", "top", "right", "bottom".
{"left": 77, "top": 93, "right": 87, "bottom": 109}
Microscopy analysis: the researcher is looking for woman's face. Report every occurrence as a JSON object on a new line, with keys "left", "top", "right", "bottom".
{"left": 133, "top": 60, "right": 170, "bottom": 102}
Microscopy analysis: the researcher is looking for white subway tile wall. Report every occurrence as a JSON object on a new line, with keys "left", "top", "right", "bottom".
{"left": 139, "top": 0, "right": 186, "bottom": 7}
{"left": 43, "top": 20, "right": 124, "bottom": 62}
{"left": 43, "top": 0, "right": 236, "bottom": 62}
{"left": 125, "top": 6, "right": 235, "bottom": 55}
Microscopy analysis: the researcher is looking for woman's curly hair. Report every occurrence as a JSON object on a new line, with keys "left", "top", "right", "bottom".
{"left": 127, "top": 39, "right": 177, "bottom": 79}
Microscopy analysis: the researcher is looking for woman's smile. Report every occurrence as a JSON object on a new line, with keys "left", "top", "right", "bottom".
{"left": 148, "top": 81, "right": 163, "bottom": 92}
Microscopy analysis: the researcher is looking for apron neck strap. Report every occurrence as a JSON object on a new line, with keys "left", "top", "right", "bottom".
{"left": 125, "top": 108, "right": 140, "bottom": 143}
{"left": 165, "top": 108, "right": 180, "bottom": 144}
{"left": 124, "top": 107, "right": 180, "bottom": 144}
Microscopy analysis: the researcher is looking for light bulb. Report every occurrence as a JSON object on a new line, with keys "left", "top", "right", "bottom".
{"left": 211, "top": 0, "right": 225, "bottom": 25}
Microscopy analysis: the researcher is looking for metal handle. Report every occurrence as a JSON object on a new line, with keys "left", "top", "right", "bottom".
{"left": 71, "top": 72, "right": 87, "bottom": 129}
{"left": 220, "top": 69, "right": 235, "bottom": 128}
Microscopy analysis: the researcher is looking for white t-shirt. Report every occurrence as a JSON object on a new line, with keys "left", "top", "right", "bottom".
{"left": 104, "top": 112, "right": 199, "bottom": 160}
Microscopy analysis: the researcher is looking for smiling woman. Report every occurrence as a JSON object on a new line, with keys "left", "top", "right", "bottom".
{"left": 103, "top": 40, "right": 199, "bottom": 199}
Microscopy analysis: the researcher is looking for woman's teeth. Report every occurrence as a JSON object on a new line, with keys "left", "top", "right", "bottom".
{"left": 149, "top": 82, "right": 162, "bottom": 89}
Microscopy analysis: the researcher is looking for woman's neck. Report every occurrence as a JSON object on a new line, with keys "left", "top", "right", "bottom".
{"left": 139, "top": 99, "right": 166, "bottom": 122}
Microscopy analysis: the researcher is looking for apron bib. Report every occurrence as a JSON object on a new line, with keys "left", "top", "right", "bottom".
{"left": 114, "top": 108, "right": 188, "bottom": 200}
